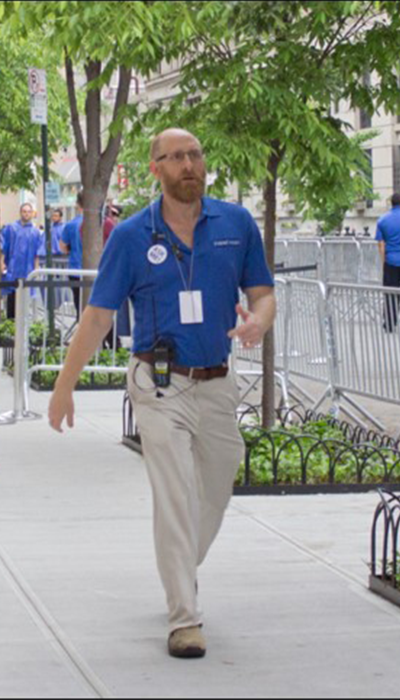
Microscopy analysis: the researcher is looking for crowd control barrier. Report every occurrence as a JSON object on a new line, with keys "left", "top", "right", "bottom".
{"left": 232, "top": 276, "right": 400, "bottom": 430}
{"left": 277, "top": 238, "right": 382, "bottom": 286}
{"left": 1, "top": 269, "right": 399, "bottom": 432}
{"left": 0, "top": 270, "right": 129, "bottom": 425}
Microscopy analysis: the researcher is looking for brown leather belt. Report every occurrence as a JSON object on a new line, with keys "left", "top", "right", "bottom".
{"left": 134, "top": 352, "right": 229, "bottom": 381}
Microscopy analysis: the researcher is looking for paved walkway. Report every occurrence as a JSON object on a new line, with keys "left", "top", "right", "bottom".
{"left": 1, "top": 370, "right": 400, "bottom": 698}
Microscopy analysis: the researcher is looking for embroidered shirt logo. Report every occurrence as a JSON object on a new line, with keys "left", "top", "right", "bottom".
{"left": 213, "top": 239, "right": 241, "bottom": 247}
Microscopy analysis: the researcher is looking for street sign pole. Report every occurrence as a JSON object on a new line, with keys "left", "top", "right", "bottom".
{"left": 41, "top": 124, "right": 53, "bottom": 270}
{"left": 41, "top": 122, "right": 55, "bottom": 336}
{"left": 28, "top": 68, "right": 55, "bottom": 335}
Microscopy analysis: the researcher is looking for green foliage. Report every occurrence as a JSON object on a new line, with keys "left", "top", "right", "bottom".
{"left": 125, "top": 0, "right": 400, "bottom": 234}
{"left": 30, "top": 346, "right": 130, "bottom": 390}
{"left": 236, "top": 418, "right": 400, "bottom": 487}
{"left": 0, "top": 316, "right": 15, "bottom": 344}
{"left": 28, "top": 322, "right": 61, "bottom": 347}
{"left": 0, "top": 31, "right": 70, "bottom": 191}
{"left": 118, "top": 126, "right": 160, "bottom": 215}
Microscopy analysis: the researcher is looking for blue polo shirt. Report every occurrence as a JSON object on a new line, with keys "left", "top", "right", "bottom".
{"left": 61, "top": 215, "right": 83, "bottom": 270}
{"left": 0, "top": 221, "right": 42, "bottom": 292}
{"left": 375, "top": 206, "right": 400, "bottom": 266}
{"left": 89, "top": 197, "right": 273, "bottom": 367}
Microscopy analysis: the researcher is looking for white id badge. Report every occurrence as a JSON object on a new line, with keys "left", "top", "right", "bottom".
{"left": 179, "top": 291, "right": 204, "bottom": 324}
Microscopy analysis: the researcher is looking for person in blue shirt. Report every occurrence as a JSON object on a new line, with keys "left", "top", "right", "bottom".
{"left": 0, "top": 203, "right": 42, "bottom": 318}
{"left": 38, "top": 208, "right": 65, "bottom": 258}
{"left": 48, "top": 128, "right": 276, "bottom": 659}
{"left": 60, "top": 193, "right": 83, "bottom": 319}
{"left": 376, "top": 192, "right": 400, "bottom": 331}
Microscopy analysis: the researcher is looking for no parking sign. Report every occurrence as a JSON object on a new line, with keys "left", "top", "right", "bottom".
{"left": 28, "top": 68, "right": 47, "bottom": 125}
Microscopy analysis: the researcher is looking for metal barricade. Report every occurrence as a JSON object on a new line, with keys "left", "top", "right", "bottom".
{"left": 327, "top": 282, "right": 400, "bottom": 407}
{"left": 283, "top": 278, "right": 328, "bottom": 384}
{"left": 230, "top": 281, "right": 290, "bottom": 405}
{"left": 0, "top": 270, "right": 131, "bottom": 424}
{"left": 275, "top": 240, "right": 288, "bottom": 268}
{"left": 0, "top": 280, "right": 40, "bottom": 425}
{"left": 285, "top": 239, "right": 322, "bottom": 279}
{"left": 3, "top": 267, "right": 400, "bottom": 433}
{"left": 358, "top": 241, "right": 382, "bottom": 285}
{"left": 230, "top": 290, "right": 264, "bottom": 403}
{"left": 321, "top": 239, "right": 361, "bottom": 283}
{"left": 276, "top": 238, "right": 383, "bottom": 286}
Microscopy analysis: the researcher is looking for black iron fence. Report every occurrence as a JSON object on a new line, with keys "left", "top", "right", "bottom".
{"left": 123, "top": 395, "right": 400, "bottom": 495}
{"left": 238, "top": 404, "right": 400, "bottom": 494}
{"left": 370, "top": 489, "right": 400, "bottom": 608}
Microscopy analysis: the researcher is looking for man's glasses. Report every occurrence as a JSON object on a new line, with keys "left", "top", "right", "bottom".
{"left": 155, "top": 149, "right": 204, "bottom": 164}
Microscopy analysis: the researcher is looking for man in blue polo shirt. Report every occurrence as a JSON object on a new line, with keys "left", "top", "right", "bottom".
{"left": 49, "top": 128, "right": 276, "bottom": 659}
{"left": 0, "top": 203, "right": 42, "bottom": 318}
{"left": 376, "top": 192, "right": 400, "bottom": 331}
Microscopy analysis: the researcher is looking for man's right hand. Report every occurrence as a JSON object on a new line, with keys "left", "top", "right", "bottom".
{"left": 48, "top": 388, "right": 75, "bottom": 433}
{"left": 47, "top": 306, "right": 114, "bottom": 433}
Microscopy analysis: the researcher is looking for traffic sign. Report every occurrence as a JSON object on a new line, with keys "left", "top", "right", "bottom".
{"left": 45, "top": 182, "right": 61, "bottom": 205}
{"left": 28, "top": 68, "right": 47, "bottom": 125}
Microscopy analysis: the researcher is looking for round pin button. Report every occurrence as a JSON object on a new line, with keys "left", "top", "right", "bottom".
{"left": 147, "top": 245, "right": 168, "bottom": 265}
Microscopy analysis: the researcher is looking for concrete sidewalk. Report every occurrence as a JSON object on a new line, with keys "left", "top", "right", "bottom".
{"left": 1, "top": 371, "right": 400, "bottom": 699}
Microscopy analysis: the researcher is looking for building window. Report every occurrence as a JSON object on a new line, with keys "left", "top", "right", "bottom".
{"left": 360, "top": 108, "right": 372, "bottom": 129}
{"left": 359, "top": 71, "right": 372, "bottom": 129}
{"left": 393, "top": 146, "right": 400, "bottom": 192}
{"left": 364, "top": 149, "right": 374, "bottom": 208}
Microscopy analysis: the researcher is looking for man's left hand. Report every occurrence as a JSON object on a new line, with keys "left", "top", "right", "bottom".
{"left": 227, "top": 303, "right": 264, "bottom": 348}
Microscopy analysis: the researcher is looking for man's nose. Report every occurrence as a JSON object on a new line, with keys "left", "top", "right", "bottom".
{"left": 182, "top": 153, "right": 195, "bottom": 166}
{"left": 181, "top": 159, "right": 195, "bottom": 175}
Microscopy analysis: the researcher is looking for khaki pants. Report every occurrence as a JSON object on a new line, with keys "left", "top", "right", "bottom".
{"left": 127, "top": 357, "right": 244, "bottom": 633}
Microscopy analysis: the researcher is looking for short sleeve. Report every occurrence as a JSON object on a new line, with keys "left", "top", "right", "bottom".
{"left": 61, "top": 222, "right": 73, "bottom": 246}
{"left": 89, "top": 223, "right": 137, "bottom": 310}
{"left": 375, "top": 220, "right": 384, "bottom": 241}
{"left": 240, "top": 214, "right": 274, "bottom": 290}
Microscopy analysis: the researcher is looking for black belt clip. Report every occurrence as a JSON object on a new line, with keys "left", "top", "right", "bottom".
{"left": 152, "top": 338, "right": 175, "bottom": 388}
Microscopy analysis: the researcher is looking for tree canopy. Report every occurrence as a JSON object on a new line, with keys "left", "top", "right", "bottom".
{"left": 2, "top": 0, "right": 172, "bottom": 268}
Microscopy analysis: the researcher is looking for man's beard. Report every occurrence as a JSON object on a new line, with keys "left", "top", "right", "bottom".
{"left": 163, "top": 171, "right": 206, "bottom": 203}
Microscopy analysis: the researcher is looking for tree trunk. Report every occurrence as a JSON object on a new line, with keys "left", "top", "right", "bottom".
{"left": 262, "top": 141, "right": 284, "bottom": 429}
{"left": 65, "top": 55, "right": 132, "bottom": 274}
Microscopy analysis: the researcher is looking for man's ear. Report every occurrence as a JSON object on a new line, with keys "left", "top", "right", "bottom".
{"left": 149, "top": 161, "right": 159, "bottom": 178}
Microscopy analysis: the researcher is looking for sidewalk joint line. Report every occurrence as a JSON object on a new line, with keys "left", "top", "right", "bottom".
{"left": 0, "top": 544, "right": 115, "bottom": 699}
{"left": 231, "top": 501, "right": 400, "bottom": 622}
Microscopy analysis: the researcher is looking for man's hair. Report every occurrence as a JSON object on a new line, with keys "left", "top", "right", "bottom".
{"left": 150, "top": 128, "right": 201, "bottom": 161}
{"left": 151, "top": 134, "right": 163, "bottom": 161}
{"left": 52, "top": 208, "right": 63, "bottom": 217}
{"left": 77, "top": 190, "right": 84, "bottom": 208}
{"left": 20, "top": 202, "right": 33, "bottom": 212}
{"left": 391, "top": 193, "right": 400, "bottom": 207}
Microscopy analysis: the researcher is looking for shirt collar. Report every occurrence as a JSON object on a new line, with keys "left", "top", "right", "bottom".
{"left": 144, "top": 195, "right": 221, "bottom": 231}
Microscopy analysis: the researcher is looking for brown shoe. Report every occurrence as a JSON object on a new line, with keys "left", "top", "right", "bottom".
{"left": 168, "top": 626, "right": 206, "bottom": 659}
